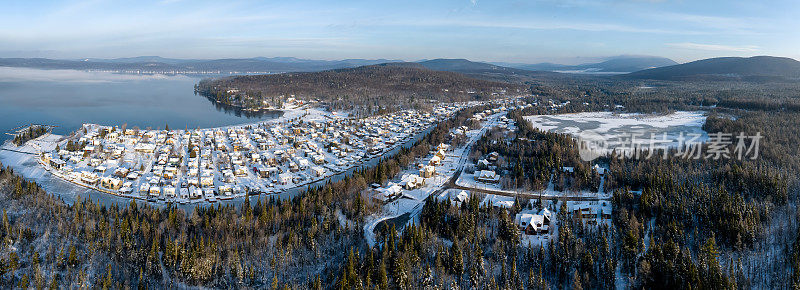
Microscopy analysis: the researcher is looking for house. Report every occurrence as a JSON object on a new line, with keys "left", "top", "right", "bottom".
{"left": 163, "top": 186, "right": 177, "bottom": 198}
{"left": 134, "top": 143, "right": 156, "bottom": 153}
{"left": 190, "top": 187, "right": 203, "bottom": 199}
{"left": 487, "top": 152, "right": 499, "bottom": 162}
{"left": 253, "top": 165, "right": 269, "bottom": 178}
{"left": 126, "top": 172, "right": 140, "bottom": 180}
{"left": 113, "top": 167, "right": 129, "bottom": 178}
{"left": 100, "top": 177, "right": 123, "bottom": 190}
{"left": 313, "top": 155, "right": 325, "bottom": 165}
{"left": 419, "top": 165, "right": 436, "bottom": 178}
{"left": 200, "top": 176, "right": 214, "bottom": 187}
{"left": 204, "top": 189, "right": 216, "bottom": 202}
{"left": 475, "top": 170, "right": 500, "bottom": 183}
{"left": 368, "top": 146, "right": 383, "bottom": 155}
{"left": 429, "top": 155, "right": 441, "bottom": 166}
{"left": 278, "top": 173, "right": 293, "bottom": 185}
{"left": 219, "top": 185, "right": 233, "bottom": 195}
{"left": 149, "top": 186, "right": 161, "bottom": 197}
{"left": 450, "top": 190, "right": 469, "bottom": 205}
{"left": 94, "top": 165, "right": 107, "bottom": 173}
{"left": 572, "top": 205, "right": 595, "bottom": 219}
{"left": 399, "top": 174, "right": 425, "bottom": 190}
{"left": 373, "top": 183, "right": 403, "bottom": 202}
{"left": 119, "top": 186, "right": 133, "bottom": 194}
{"left": 514, "top": 212, "right": 548, "bottom": 235}
{"left": 179, "top": 187, "right": 190, "bottom": 199}
{"left": 435, "top": 149, "right": 447, "bottom": 160}
{"left": 49, "top": 159, "right": 66, "bottom": 170}
{"left": 311, "top": 166, "right": 325, "bottom": 177}
{"left": 234, "top": 165, "right": 248, "bottom": 177}
{"left": 80, "top": 171, "right": 99, "bottom": 185}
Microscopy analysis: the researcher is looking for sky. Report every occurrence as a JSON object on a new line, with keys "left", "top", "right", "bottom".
{"left": 1, "top": 0, "right": 798, "bottom": 64}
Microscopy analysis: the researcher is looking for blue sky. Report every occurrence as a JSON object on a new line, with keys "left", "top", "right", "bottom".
{"left": 1, "top": 0, "right": 797, "bottom": 64}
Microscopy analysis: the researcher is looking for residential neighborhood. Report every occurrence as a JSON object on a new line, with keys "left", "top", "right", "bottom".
{"left": 37, "top": 102, "right": 472, "bottom": 203}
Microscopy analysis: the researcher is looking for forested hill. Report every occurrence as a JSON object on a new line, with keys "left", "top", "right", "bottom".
{"left": 418, "top": 59, "right": 531, "bottom": 74}
{"left": 625, "top": 56, "right": 800, "bottom": 81}
{"left": 195, "top": 63, "right": 524, "bottom": 114}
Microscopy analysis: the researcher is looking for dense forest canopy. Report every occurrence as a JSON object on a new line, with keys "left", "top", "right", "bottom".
{"left": 195, "top": 63, "right": 524, "bottom": 115}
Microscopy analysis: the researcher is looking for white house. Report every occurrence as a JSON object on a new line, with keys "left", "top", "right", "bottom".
{"left": 279, "top": 173, "right": 293, "bottom": 185}
{"left": 515, "top": 210, "right": 550, "bottom": 235}
{"left": 475, "top": 170, "right": 500, "bottom": 183}
{"left": 400, "top": 174, "right": 425, "bottom": 190}
{"left": 311, "top": 166, "right": 325, "bottom": 177}
{"left": 419, "top": 165, "right": 436, "bottom": 178}
{"left": 450, "top": 190, "right": 469, "bottom": 205}
{"left": 374, "top": 183, "right": 403, "bottom": 202}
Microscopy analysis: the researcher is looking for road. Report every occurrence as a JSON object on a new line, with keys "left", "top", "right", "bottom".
{"left": 438, "top": 113, "right": 613, "bottom": 202}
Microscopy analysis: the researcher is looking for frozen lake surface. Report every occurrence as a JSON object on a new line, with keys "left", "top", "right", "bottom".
{"left": 525, "top": 111, "right": 709, "bottom": 152}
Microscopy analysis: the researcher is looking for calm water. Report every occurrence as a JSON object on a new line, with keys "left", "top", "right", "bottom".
{"left": 0, "top": 67, "right": 280, "bottom": 141}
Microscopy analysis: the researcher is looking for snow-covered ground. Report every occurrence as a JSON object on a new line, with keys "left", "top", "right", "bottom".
{"left": 456, "top": 170, "right": 612, "bottom": 200}
{"left": 525, "top": 111, "right": 706, "bottom": 133}
{"left": 514, "top": 197, "right": 612, "bottom": 247}
{"left": 362, "top": 143, "right": 466, "bottom": 247}
{"left": 524, "top": 111, "right": 709, "bottom": 151}
{"left": 363, "top": 112, "right": 507, "bottom": 246}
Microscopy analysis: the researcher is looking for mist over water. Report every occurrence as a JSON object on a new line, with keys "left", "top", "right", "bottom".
{"left": 0, "top": 67, "right": 281, "bottom": 141}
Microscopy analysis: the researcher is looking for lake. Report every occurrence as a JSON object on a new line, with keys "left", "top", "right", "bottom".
{"left": 0, "top": 67, "right": 281, "bottom": 141}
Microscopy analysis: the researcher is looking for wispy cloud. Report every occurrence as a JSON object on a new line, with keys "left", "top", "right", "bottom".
{"left": 384, "top": 18, "right": 706, "bottom": 35}
{"left": 658, "top": 12, "right": 760, "bottom": 33}
{"left": 667, "top": 42, "right": 759, "bottom": 52}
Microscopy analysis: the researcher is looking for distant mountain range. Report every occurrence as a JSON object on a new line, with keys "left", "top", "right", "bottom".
{"left": 495, "top": 56, "right": 678, "bottom": 73}
{"left": 2, "top": 55, "right": 799, "bottom": 83}
{"left": 625, "top": 56, "right": 800, "bottom": 81}
{"left": 0, "top": 57, "right": 404, "bottom": 74}
{"left": 0, "top": 55, "right": 675, "bottom": 75}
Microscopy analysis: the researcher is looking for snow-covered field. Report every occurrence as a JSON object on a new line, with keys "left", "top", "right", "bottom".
{"left": 524, "top": 111, "right": 709, "bottom": 151}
